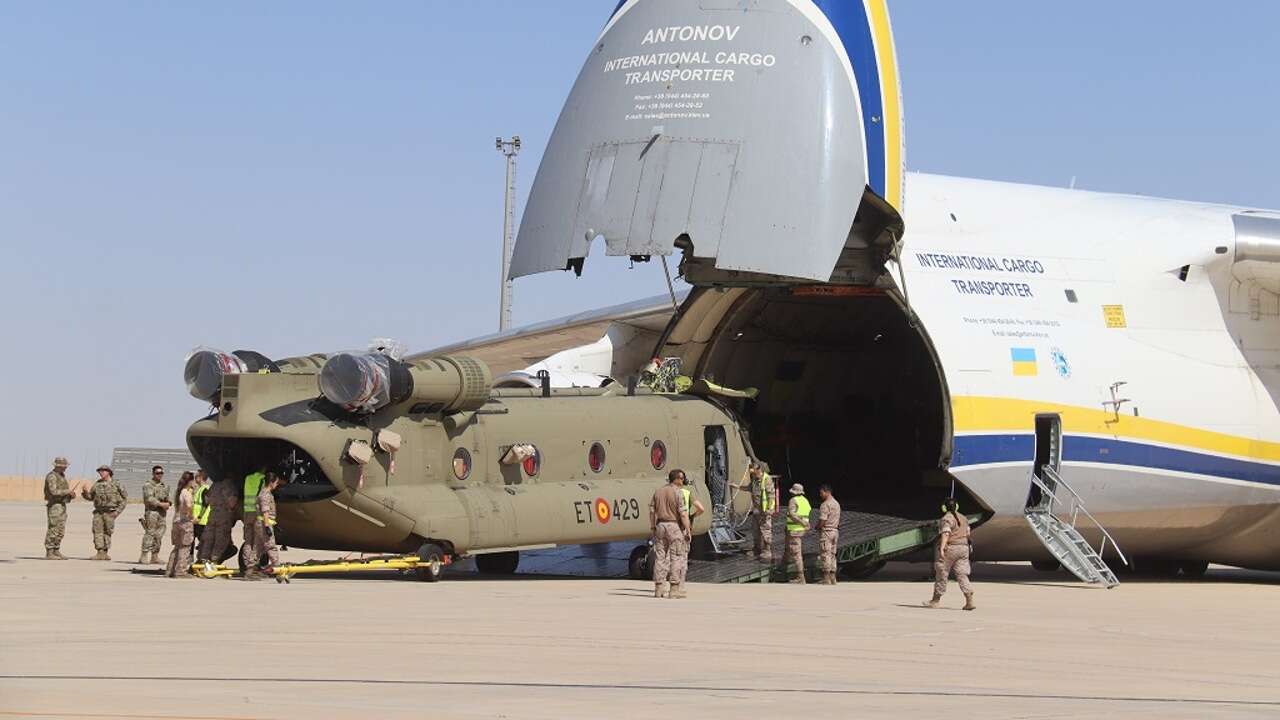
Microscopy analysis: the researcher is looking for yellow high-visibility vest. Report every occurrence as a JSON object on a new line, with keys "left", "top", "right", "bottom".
{"left": 759, "top": 474, "right": 775, "bottom": 512}
{"left": 243, "top": 472, "right": 264, "bottom": 514}
{"left": 681, "top": 487, "right": 693, "bottom": 516}
{"left": 787, "top": 496, "right": 811, "bottom": 533}
{"left": 193, "top": 484, "right": 211, "bottom": 525}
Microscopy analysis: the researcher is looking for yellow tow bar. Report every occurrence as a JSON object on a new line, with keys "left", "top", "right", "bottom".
{"left": 191, "top": 553, "right": 452, "bottom": 583}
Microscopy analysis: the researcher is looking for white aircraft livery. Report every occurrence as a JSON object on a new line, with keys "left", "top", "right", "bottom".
{"left": 435, "top": 0, "right": 1280, "bottom": 575}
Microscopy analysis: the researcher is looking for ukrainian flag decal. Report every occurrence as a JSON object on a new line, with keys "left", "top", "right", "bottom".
{"left": 1011, "top": 348, "right": 1038, "bottom": 376}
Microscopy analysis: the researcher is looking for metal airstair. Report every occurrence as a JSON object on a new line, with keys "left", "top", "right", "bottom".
{"left": 1025, "top": 415, "right": 1127, "bottom": 588}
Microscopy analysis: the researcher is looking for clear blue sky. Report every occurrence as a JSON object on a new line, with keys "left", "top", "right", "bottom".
{"left": 1, "top": 2, "right": 1276, "bottom": 474}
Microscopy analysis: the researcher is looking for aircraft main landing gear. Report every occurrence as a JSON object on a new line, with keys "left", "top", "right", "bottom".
{"left": 628, "top": 544, "right": 654, "bottom": 580}
{"left": 416, "top": 543, "right": 446, "bottom": 582}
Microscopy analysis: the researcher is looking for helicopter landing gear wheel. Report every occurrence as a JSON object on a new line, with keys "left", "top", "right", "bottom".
{"left": 416, "top": 543, "right": 445, "bottom": 582}
{"left": 628, "top": 544, "right": 654, "bottom": 581}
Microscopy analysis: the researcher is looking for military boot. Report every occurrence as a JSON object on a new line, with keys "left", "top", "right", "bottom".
{"left": 654, "top": 582, "right": 669, "bottom": 599}
{"left": 670, "top": 583, "right": 687, "bottom": 599}
{"left": 149, "top": 553, "right": 163, "bottom": 565}
{"left": 91, "top": 550, "right": 109, "bottom": 561}
{"left": 963, "top": 593, "right": 976, "bottom": 611}
{"left": 923, "top": 593, "right": 942, "bottom": 609}
{"left": 139, "top": 551, "right": 151, "bottom": 564}
{"left": 45, "top": 549, "right": 61, "bottom": 560}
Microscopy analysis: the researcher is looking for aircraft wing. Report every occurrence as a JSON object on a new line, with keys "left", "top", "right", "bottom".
{"left": 410, "top": 291, "right": 687, "bottom": 376}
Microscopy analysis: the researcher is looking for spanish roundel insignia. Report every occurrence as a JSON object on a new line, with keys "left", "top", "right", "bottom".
{"left": 594, "top": 497, "right": 611, "bottom": 524}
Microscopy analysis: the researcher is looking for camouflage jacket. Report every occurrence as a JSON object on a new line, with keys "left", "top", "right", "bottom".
{"left": 43, "top": 471, "right": 72, "bottom": 505}
{"left": 142, "top": 479, "right": 171, "bottom": 514}
{"left": 86, "top": 478, "right": 128, "bottom": 513}
{"left": 205, "top": 479, "right": 238, "bottom": 516}
{"left": 257, "top": 486, "right": 277, "bottom": 526}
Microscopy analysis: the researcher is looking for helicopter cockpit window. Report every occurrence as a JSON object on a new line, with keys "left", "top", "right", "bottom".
{"left": 452, "top": 448, "right": 472, "bottom": 481}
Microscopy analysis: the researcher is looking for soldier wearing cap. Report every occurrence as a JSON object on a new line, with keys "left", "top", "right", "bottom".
{"left": 784, "top": 482, "right": 811, "bottom": 584}
{"left": 43, "top": 457, "right": 76, "bottom": 559}
{"left": 81, "top": 465, "right": 128, "bottom": 560}
{"left": 139, "top": 465, "right": 171, "bottom": 565}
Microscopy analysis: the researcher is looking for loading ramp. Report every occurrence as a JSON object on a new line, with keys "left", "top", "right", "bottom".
{"left": 685, "top": 509, "right": 981, "bottom": 583}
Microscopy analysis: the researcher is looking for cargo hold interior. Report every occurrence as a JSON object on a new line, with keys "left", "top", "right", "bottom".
{"left": 668, "top": 287, "right": 985, "bottom": 523}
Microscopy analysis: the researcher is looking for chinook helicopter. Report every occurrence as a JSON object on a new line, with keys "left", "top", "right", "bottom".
{"left": 186, "top": 0, "right": 1280, "bottom": 582}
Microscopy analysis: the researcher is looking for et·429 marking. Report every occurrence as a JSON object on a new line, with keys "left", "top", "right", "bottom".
{"left": 573, "top": 497, "right": 640, "bottom": 525}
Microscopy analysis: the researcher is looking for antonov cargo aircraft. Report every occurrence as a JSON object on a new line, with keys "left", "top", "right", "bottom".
{"left": 425, "top": 0, "right": 1280, "bottom": 576}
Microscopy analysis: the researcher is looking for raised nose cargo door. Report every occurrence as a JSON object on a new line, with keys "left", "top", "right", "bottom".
{"left": 510, "top": 0, "right": 905, "bottom": 285}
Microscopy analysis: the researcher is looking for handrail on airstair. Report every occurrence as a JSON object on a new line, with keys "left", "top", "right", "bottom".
{"left": 1029, "top": 468, "right": 1129, "bottom": 569}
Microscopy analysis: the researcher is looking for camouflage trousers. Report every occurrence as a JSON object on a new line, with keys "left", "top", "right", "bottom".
{"left": 652, "top": 522, "right": 687, "bottom": 589}
{"left": 818, "top": 528, "right": 839, "bottom": 572}
{"left": 165, "top": 520, "right": 194, "bottom": 577}
{"left": 92, "top": 510, "right": 119, "bottom": 551}
{"left": 140, "top": 510, "right": 167, "bottom": 554}
{"left": 246, "top": 522, "right": 279, "bottom": 569}
{"left": 240, "top": 514, "right": 260, "bottom": 571}
{"left": 200, "top": 512, "right": 235, "bottom": 563}
{"left": 45, "top": 503, "right": 67, "bottom": 551}
{"left": 785, "top": 531, "right": 806, "bottom": 583}
{"left": 933, "top": 544, "right": 973, "bottom": 596}
{"left": 753, "top": 512, "right": 773, "bottom": 560}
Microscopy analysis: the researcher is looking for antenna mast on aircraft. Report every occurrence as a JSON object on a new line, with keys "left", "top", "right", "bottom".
{"left": 495, "top": 135, "right": 521, "bottom": 331}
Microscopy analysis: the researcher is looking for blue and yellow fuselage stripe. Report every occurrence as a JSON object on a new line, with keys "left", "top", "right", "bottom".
{"left": 812, "top": 0, "right": 904, "bottom": 212}
{"left": 952, "top": 396, "right": 1280, "bottom": 486}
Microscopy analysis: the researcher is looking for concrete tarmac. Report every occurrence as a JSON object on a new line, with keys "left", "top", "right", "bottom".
{"left": 2, "top": 501, "right": 1279, "bottom": 719}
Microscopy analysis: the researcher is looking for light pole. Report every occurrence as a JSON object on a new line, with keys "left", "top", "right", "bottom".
{"left": 495, "top": 135, "right": 521, "bottom": 332}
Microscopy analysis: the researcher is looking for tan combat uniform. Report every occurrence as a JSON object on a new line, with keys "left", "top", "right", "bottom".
{"left": 140, "top": 478, "right": 170, "bottom": 561}
{"left": 85, "top": 477, "right": 128, "bottom": 554}
{"left": 785, "top": 496, "right": 811, "bottom": 584}
{"left": 933, "top": 511, "right": 973, "bottom": 597}
{"left": 165, "top": 485, "right": 195, "bottom": 577}
{"left": 750, "top": 471, "right": 776, "bottom": 561}
{"left": 816, "top": 495, "right": 841, "bottom": 583}
{"left": 252, "top": 485, "right": 280, "bottom": 570}
{"left": 199, "top": 479, "right": 238, "bottom": 563}
{"left": 44, "top": 469, "right": 74, "bottom": 556}
{"left": 648, "top": 483, "right": 690, "bottom": 598}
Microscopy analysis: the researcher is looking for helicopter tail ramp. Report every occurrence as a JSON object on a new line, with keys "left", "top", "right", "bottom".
{"left": 686, "top": 510, "right": 981, "bottom": 583}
